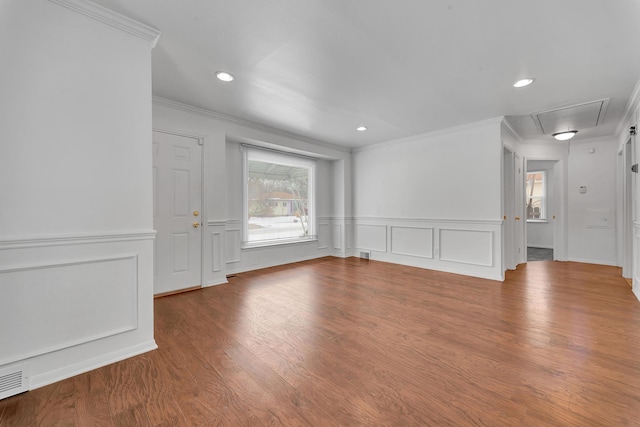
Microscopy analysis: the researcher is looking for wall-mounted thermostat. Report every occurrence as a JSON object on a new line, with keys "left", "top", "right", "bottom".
{"left": 579, "top": 186, "right": 587, "bottom": 194}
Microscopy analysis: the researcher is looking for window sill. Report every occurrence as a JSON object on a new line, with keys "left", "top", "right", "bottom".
{"left": 242, "top": 237, "right": 318, "bottom": 250}
{"left": 527, "top": 219, "right": 549, "bottom": 223}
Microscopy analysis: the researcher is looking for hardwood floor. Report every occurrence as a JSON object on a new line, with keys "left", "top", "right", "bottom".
{"left": 2, "top": 257, "right": 640, "bottom": 426}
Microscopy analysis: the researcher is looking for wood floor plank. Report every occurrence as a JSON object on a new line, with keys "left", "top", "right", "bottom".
{"left": 2, "top": 258, "right": 640, "bottom": 426}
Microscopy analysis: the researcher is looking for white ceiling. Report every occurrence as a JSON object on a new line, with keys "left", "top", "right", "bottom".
{"left": 92, "top": 0, "right": 640, "bottom": 148}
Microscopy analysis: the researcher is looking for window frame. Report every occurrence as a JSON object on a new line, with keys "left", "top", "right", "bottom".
{"left": 242, "top": 146, "right": 316, "bottom": 248}
{"left": 526, "top": 170, "right": 546, "bottom": 221}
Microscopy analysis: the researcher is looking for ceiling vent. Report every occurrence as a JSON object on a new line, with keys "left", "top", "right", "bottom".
{"left": 532, "top": 99, "right": 609, "bottom": 135}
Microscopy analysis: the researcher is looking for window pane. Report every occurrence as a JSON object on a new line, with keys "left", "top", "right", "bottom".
{"left": 247, "top": 159, "right": 311, "bottom": 243}
{"left": 526, "top": 171, "right": 545, "bottom": 220}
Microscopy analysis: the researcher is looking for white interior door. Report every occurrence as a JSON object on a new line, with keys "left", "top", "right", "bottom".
{"left": 152, "top": 131, "right": 202, "bottom": 295}
{"left": 503, "top": 146, "right": 515, "bottom": 271}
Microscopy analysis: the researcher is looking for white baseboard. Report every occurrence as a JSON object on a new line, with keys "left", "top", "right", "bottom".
{"left": 567, "top": 257, "right": 618, "bottom": 267}
{"left": 30, "top": 340, "right": 157, "bottom": 390}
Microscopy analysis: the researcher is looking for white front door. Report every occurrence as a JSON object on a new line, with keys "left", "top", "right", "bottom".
{"left": 152, "top": 131, "right": 202, "bottom": 295}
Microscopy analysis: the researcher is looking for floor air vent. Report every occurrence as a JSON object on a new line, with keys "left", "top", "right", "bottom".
{"left": 0, "top": 363, "right": 30, "bottom": 400}
{"left": 360, "top": 251, "right": 370, "bottom": 260}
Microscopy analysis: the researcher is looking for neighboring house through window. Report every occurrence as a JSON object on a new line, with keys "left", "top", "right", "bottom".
{"left": 526, "top": 171, "right": 546, "bottom": 220}
{"left": 243, "top": 146, "right": 315, "bottom": 246}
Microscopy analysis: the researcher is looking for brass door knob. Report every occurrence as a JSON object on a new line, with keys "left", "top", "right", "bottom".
{"left": 193, "top": 222, "right": 200, "bottom": 228}
{"left": 193, "top": 210, "right": 199, "bottom": 217}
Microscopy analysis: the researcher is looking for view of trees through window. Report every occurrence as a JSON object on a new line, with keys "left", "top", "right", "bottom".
{"left": 526, "top": 171, "right": 545, "bottom": 220}
{"left": 247, "top": 159, "right": 311, "bottom": 243}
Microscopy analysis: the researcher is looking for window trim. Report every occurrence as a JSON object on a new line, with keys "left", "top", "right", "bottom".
{"left": 242, "top": 145, "right": 316, "bottom": 248}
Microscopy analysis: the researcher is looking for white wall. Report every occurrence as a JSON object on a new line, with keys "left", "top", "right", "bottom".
{"left": 352, "top": 118, "right": 504, "bottom": 280}
{"left": 517, "top": 137, "right": 619, "bottom": 266}
{"left": 567, "top": 138, "right": 618, "bottom": 265}
{"left": 0, "top": 0, "right": 159, "bottom": 391}
{"left": 152, "top": 98, "right": 352, "bottom": 283}
{"left": 616, "top": 81, "right": 640, "bottom": 301}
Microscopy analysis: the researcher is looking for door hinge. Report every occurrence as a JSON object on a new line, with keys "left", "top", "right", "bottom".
{"left": 631, "top": 126, "right": 637, "bottom": 136}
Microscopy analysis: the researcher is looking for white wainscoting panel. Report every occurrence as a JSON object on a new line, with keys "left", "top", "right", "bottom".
{"left": 333, "top": 224, "right": 342, "bottom": 250}
{"left": 317, "top": 223, "right": 330, "bottom": 249}
{"left": 225, "top": 227, "right": 241, "bottom": 264}
{"left": 354, "top": 218, "right": 503, "bottom": 281}
{"left": 356, "top": 224, "right": 387, "bottom": 252}
{"left": 211, "top": 231, "right": 222, "bottom": 272}
{"left": 439, "top": 229, "right": 493, "bottom": 266}
{"left": 391, "top": 226, "right": 433, "bottom": 259}
{"left": 0, "top": 255, "right": 138, "bottom": 367}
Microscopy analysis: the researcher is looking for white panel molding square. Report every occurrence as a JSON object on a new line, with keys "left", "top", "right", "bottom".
{"left": 439, "top": 229, "right": 493, "bottom": 267}
{"left": 211, "top": 232, "right": 222, "bottom": 272}
{"left": 317, "top": 223, "right": 330, "bottom": 249}
{"left": 0, "top": 255, "right": 138, "bottom": 366}
{"left": 391, "top": 226, "right": 434, "bottom": 259}
{"left": 225, "top": 229, "right": 241, "bottom": 263}
{"left": 332, "top": 225, "right": 342, "bottom": 250}
{"left": 356, "top": 224, "right": 387, "bottom": 252}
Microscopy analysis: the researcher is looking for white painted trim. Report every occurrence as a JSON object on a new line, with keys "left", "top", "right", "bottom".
{"left": 353, "top": 116, "right": 504, "bottom": 153}
{"left": 153, "top": 97, "right": 349, "bottom": 154}
{"left": 0, "top": 230, "right": 156, "bottom": 250}
{"left": 355, "top": 217, "right": 503, "bottom": 225}
{"left": 0, "top": 255, "right": 139, "bottom": 366}
{"left": 633, "top": 286, "right": 640, "bottom": 302}
{"left": 567, "top": 257, "right": 619, "bottom": 267}
{"left": 29, "top": 340, "right": 157, "bottom": 390}
{"left": 207, "top": 220, "right": 227, "bottom": 227}
{"left": 439, "top": 229, "right": 494, "bottom": 267}
{"left": 48, "top": 0, "right": 160, "bottom": 47}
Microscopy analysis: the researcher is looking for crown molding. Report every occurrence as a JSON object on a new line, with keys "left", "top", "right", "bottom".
{"left": 614, "top": 77, "right": 640, "bottom": 140}
{"left": 152, "top": 97, "right": 351, "bottom": 154}
{"left": 353, "top": 116, "right": 505, "bottom": 153}
{"left": 49, "top": 0, "right": 161, "bottom": 48}
{"left": 500, "top": 117, "right": 523, "bottom": 142}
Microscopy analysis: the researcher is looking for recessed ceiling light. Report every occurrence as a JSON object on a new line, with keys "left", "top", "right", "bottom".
{"left": 553, "top": 131, "right": 578, "bottom": 141}
{"left": 513, "top": 78, "right": 535, "bottom": 88}
{"left": 216, "top": 71, "right": 234, "bottom": 82}
{"left": 356, "top": 126, "right": 367, "bottom": 132}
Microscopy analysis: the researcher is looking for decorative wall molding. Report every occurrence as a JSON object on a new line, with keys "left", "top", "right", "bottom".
{"left": 390, "top": 226, "right": 434, "bottom": 259}
{"left": 353, "top": 216, "right": 502, "bottom": 281}
{"left": 439, "top": 229, "right": 493, "bottom": 267}
{"left": 207, "top": 220, "right": 227, "bottom": 227}
{"left": 0, "top": 254, "right": 139, "bottom": 367}
{"left": 48, "top": 0, "right": 161, "bottom": 47}
{"left": 354, "top": 217, "right": 503, "bottom": 226}
{"left": 0, "top": 230, "right": 156, "bottom": 250}
{"left": 211, "top": 232, "right": 223, "bottom": 272}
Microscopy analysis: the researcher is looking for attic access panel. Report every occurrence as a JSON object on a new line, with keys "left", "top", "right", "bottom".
{"left": 533, "top": 99, "right": 609, "bottom": 134}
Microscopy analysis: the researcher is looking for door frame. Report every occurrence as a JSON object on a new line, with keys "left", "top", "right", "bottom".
{"left": 523, "top": 156, "right": 567, "bottom": 261}
{"left": 152, "top": 128, "right": 205, "bottom": 294}
{"left": 620, "top": 136, "right": 635, "bottom": 278}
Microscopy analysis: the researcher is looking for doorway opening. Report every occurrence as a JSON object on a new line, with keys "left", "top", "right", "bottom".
{"left": 525, "top": 159, "right": 560, "bottom": 262}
